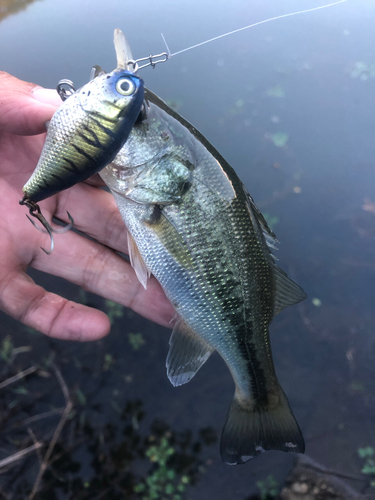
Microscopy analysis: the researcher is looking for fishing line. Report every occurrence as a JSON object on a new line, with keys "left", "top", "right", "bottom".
{"left": 161, "top": 0, "right": 347, "bottom": 58}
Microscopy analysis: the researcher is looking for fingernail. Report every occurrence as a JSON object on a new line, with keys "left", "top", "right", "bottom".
{"left": 32, "top": 87, "right": 62, "bottom": 106}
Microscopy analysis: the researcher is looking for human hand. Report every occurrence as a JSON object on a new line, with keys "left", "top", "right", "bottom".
{"left": 0, "top": 71, "right": 174, "bottom": 341}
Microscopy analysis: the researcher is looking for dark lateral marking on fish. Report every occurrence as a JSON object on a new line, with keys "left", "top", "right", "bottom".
{"left": 237, "top": 327, "right": 269, "bottom": 405}
{"left": 62, "top": 157, "right": 80, "bottom": 173}
{"left": 71, "top": 143, "right": 95, "bottom": 162}
{"left": 50, "top": 173, "right": 65, "bottom": 182}
{"left": 88, "top": 115, "right": 117, "bottom": 139}
{"left": 77, "top": 126, "right": 103, "bottom": 149}
{"left": 199, "top": 243, "right": 269, "bottom": 403}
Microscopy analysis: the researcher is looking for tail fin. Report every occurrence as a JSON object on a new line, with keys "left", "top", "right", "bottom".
{"left": 220, "top": 387, "right": 304, "bottom": 465}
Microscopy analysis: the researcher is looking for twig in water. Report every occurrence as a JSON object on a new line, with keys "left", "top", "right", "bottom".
{"left": 0, "top": 366, "right": 37, "bottom": 390}
{"left": 27, "top": 429, "right": 43, "bottom": 466}
{"left": 0, "top": 443, "right": 43, "bottom": 470}
{"left": 29, "top": 364, "right": 73, "bottom": 500}
{"left": 21, "top": 408, "right": 65, "bottom": 427}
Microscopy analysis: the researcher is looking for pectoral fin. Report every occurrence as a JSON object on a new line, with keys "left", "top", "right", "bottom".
{"left": 127, "top": 230, "right": 150, "bottom": 289}
{"left": 145, "top": 208, "right": 195, "bottom": 271}
{"left": 167, "top": 318, "right": 214, "bottom": 387}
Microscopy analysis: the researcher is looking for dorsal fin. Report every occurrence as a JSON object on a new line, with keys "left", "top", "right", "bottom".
{"left": 242, "top": 184, "right": 277, "bottom": 239}
{"left": 241, "top": 185, "right": 305, "bottom": 313}
{"left": 166, "top": 317, "right": 214, "bottom": 387}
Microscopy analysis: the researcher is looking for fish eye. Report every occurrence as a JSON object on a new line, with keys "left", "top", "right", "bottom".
{"left": 115, "top": 77, "right": 136, "bottom": 96}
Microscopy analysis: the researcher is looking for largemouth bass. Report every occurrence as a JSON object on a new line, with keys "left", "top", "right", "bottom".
{"left": 100, "top": 89, "right": 307, "bottom": 465}
{"left": 21, "top": 34, "right": 144, "bottom": 204}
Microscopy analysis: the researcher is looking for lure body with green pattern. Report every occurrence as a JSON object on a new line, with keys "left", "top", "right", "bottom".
{"left": 22, "top": 69, "right": 144, "bottom": 203}
{"left": 101, "top": 89, "right": 306, "bottom": 465}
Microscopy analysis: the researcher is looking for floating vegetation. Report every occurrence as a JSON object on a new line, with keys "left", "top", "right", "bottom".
{"left": 128, "top": 332, "right": 145, "bottom": 351}
{"left": 256, "top": 474, "right": 280, "bottom": 500}
{"left": 349, "top": 381, "right": 365, "bottom": 394}
{"left": 358, "top": 447, "right": 375, "bottom": 487}
{"left": 134, "top": 435, "right": 190, "bottom": 500}
{"left": 269, "top": 132, "right": 289, "bottom": 148}
{"left": 0, "top": 335, "right": 14, "bottom": 363}
{"left": 348, "top": 61, "right": 375, "bottom": 80}
{"left": 229, "top": 98, "right": 246, "bottom": 115}
{"left": 105, "top": 299, "right": 125, "bottom": 324}
{"left": 266, "top": 85, "right": 285, "bottom": 98}
{"left": 103, "top": 352, "right": 115, "bottom": 370}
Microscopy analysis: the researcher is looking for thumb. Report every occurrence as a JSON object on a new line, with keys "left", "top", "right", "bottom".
{"left": 0, "top": 71, "right": 62, "bottom": 136}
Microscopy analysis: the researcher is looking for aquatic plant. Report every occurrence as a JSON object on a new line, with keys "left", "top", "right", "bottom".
{"left": 229, "top": 98, "right": 246, "bottom": 115}
{"left": 134, "top": 435, "right": 190, "bottom": 500}
{"left": 105, "top": 299, "right": 125, "bottom": 324}
{"left": 270, "top": 132, "right": 289, "bottom": 148}
{"left": 128, "top": 332, "right": 145, "bottom": 351}
{"left": 103, "top": 353, "right": 115, "bottom": 370}
{"left": 256, "top": 474, "right": 280, "bottom": 500}
{"left": 312, "top": 298, "right": 322, "bottom": 307}
{"left": 0, "top": 335, "right": 14, "bottom": 363}
{"left": 358, "top": 447, "right": 375, "bottom": 487}
{"left": 266, "top": 85, "right": 285, "bottom": 98}
{"left": 348, "top": 61, "right": 375, "bottom": 80}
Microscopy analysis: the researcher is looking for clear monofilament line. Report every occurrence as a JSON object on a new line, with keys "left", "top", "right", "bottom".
{"left": 162, "top": 0, "right": 347, "bottom": 58}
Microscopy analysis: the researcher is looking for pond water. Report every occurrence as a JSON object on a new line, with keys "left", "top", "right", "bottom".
{"left": 1, "top": 0, "right": 375, "bottom": 498}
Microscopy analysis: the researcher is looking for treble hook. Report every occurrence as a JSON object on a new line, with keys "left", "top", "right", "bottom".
{"left": 127, "top": 52, "right": 169, "bottom": 72}
{"left": 19, "top": 196, "right": 74, "bottom": 255}
{"left": 56, "top": 79, "right": 76, "bottom": 101}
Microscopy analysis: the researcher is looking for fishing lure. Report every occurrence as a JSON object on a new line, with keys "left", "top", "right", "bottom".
{"left": 20, "top": 30, "right": 144, "bottom": 253}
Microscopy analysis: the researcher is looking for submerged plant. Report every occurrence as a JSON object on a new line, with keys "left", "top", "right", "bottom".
{"left": 358, "top": 447, "right": 375, "bottom": 487}
{"left": 266, "top": 85, "right": 285, "bottom": 98}
{"left": 0, "top": 335, "right": 14, "bottom": 363}
{"left": 270, "top": 132, "right": 289, "bottom": 148}
{"left": 128, "top": 332, "right": 145, "bottom": 351}
{"left": 134, "top": 435, "right": 190, "bottom": 500}
{"left": 348, "top": 61, "right": 375, "bottom": 80}
{"left": 105, "top": 299, "right": 125, "bottom": 324}
{"left": 256, "top": 474, "right": 280, "bottom": 500}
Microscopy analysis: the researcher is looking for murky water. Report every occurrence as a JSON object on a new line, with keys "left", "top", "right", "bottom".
{"left": 1, "top": 0, "right": 375, "bottom": 498}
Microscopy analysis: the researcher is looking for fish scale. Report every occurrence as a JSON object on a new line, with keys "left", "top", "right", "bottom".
{"left": 101, "top": 88, "right": 306, "bottom": 465}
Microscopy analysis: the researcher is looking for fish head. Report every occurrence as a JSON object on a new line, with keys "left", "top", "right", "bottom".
{"left": 77, "top": 68, "right": 144, "bottom": 121}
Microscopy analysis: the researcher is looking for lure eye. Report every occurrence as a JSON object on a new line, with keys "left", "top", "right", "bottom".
{"left": 116, "top": 77, "right": 136, "bottom": 96}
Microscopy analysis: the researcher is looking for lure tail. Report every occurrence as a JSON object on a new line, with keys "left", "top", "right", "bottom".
{"left": 220, "top": 387, "right": 304, "bottom": 465}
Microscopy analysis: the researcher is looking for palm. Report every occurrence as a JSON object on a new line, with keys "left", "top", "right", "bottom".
{"left": 0, "top": 73, "right": 173, "bottom": 340}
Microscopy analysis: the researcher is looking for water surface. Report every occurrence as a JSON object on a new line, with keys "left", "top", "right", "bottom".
{"left": 1, "top": 0, "right": 374, "bottom": 498}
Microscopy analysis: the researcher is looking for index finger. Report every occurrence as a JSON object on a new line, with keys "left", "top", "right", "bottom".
{"left": 0, "top": 71, "right": 61, "bottom": 136}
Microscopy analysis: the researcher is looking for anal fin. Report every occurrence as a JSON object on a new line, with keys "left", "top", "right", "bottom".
{"left": 127, "top": 230, "right": 150, "bottom": 290}
{"left": 167, "top": 318, "right": 214, "bottom": 387}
